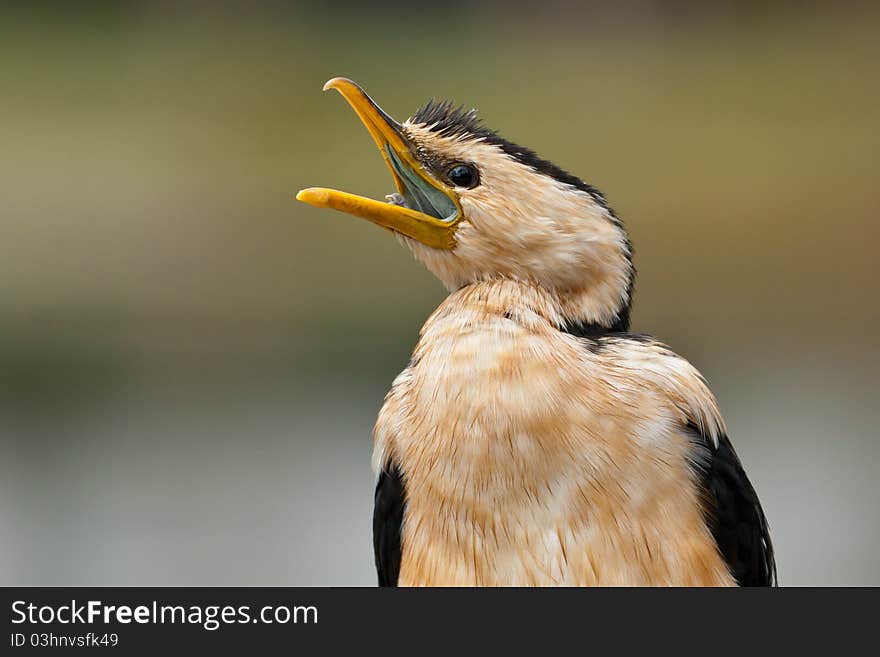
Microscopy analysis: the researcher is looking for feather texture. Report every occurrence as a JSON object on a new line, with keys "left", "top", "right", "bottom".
{"left": 373, "top": 279, "right": 757, "bottom": 586}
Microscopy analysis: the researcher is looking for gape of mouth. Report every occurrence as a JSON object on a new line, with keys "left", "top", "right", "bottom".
{"left": 384, "top": 146, "right": 458, "bottom": 223}
{"left": 385, "top": 193, "right": 409, "bottom": 208}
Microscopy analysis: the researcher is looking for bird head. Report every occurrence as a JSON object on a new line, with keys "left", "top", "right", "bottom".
{"left": 298, "top": 78, "right": 633, "bottom": 331}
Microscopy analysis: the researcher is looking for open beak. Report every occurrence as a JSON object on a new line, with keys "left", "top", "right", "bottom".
{"left": 296, "top": 78, "right": 462, "bottom": 250}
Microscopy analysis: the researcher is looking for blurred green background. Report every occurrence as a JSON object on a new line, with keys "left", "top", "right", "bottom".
{"left": 1, "top": 1, "right": 877, "bottom": 585}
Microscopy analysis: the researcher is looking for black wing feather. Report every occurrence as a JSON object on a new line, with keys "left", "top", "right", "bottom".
{"left": 692, "top": 426, "right": 777, "bottom": 586}
{"left": 373, "top": 463, "right": 405, "bottom": 587}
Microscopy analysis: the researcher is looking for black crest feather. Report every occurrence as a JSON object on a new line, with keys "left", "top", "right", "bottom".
{"left": 411, "top": 99, "right": 484, "bottom": 140}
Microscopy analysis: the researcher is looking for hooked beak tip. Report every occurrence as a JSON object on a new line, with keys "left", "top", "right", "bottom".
{"left": 322, "top": 77, "right": 348, "bottom": 93}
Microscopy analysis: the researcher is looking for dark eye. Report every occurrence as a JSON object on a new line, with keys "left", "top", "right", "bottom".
{"left": 447, "top": 164, "right": 479, "bottom": 189}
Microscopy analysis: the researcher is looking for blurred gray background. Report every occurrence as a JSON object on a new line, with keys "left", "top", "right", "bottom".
{"left": 1, "top": 1, "right": 877, "bottom": 585}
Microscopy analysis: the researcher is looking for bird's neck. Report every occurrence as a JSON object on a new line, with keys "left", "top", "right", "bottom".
{"left": 448, "top": 278, "right": 632, "bottom": 336}
{"left": 555, "top": 283, "right": 632, "bottom": 336}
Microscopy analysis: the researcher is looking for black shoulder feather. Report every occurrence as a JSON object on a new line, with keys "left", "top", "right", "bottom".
{"left": 689, "top": 425, "right": 777, "bottom": 586}
{"left": 373, "top": 463, "right": 405, "bottom": 587}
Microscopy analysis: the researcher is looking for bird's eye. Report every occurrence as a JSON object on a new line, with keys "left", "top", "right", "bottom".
{"left": 447, "top": 164, "right": 479, "bottom": 189}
